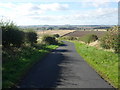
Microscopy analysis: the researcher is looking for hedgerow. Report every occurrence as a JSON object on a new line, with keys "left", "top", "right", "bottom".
{"left": 100, "top": 26, "right": 119, "bottom": 52}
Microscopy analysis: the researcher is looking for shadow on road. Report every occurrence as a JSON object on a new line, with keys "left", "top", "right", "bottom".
{"left": 19, "top": 48, "right": 68, "bottom": 88}
{"left": 59, "top": 43, "right": 67, "bottom": 47}
{"left": 53, "top": 49, "right": 71, "bottom": 53}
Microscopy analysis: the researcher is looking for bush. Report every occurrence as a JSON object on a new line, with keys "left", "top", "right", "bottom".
{"left": 81, "top": 34, "right": 98, "bottom": 43}
{"left": 26, "top": 31, "right": 37, "bottom": 46}
{"left": 67, "top": 36, "right": 77, "bottom": 40}
{"left": 41, "top": 35, "right": 58, "bottom": 45}
{"left": 100, "top": 34, "right": 111, "bottom": 49}
{"left": 61, "top": 36, "right": 77, "bottom": 40}
{"left": 100, "top": 26, "right": 119, "bottom": 52}
{"left": 53, "top": 34, "right": 60, "bottom": 38}
{"left": 1, "top": 21, "right": 25, "bottom": 48}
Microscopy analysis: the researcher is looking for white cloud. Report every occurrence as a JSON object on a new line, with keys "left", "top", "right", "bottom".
{"left": 81, "top": 1, "right": 111, "bottom": 8}
{"left": 0, "top": 0, "right": 119, "bottom": 3}
{"left": 39, "top": 3, "right": 69, "bottom": 11}
{"left": 83, "top": 0, "right": 119, "bottom": 2}
{"left": 92, "top": 2, "right": 108, "bottom": 7}
{"left": 0, "top": 2, "right": 117, "bottom": 25}
{"left": 96, "top": 8, "right": 117, "bottom": 16}
{"left": 0, "top": 2, "right": 70, "bottom": 25}
{"left": 30, "top": 7, "right": 117, "bottom": 21}
{"left": 0, "top": 3, "right": 69, "bottom": 17}
{"left": 0, "top": 2, "right": 15, "bottom": 8}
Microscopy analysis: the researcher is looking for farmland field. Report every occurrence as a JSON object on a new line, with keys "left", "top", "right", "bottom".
{"left": 37, "top": 30, "right": 75, "bottom": 37}
{"left": 63, "top": 31, "right": 107, "bottom": 38}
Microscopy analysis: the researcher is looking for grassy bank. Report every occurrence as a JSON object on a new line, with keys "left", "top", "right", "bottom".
{"left": 3, "top": 44, "right": 58, "bottom": 88}
{"left": 71, "top": 41, "right": 118, "bottom": 88}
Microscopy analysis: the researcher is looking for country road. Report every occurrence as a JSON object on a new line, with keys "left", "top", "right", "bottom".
{"left": 19, "top": 41, "right": 113, "bottom": 88}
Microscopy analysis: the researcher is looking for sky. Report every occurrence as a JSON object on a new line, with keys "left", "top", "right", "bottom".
{"left": 0, "top": 0, "right": 119, "bottom": 25}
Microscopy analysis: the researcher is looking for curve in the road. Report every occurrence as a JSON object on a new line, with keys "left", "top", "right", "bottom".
{"left": 19, "top": 41, "right": 114, "bottom": 88}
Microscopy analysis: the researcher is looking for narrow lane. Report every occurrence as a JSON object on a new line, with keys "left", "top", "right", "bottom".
{"left": 19, "top": 41, "right": 113, "bottom": 88}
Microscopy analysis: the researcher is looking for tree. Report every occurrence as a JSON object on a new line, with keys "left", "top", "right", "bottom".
{"left": 41, "top": 35, "right": 58, "bottom": 45}
{"left": 53, "top": 34, "right": 60, "bottom": 38}
{"left": 1, "top": 21, "right": 25, "bottom": 48}
{"left": 26, "top": 31, "right": 37, "bottom": 46}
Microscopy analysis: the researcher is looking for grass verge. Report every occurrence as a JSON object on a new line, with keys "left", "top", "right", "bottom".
{"left": 71, "top": 41, "right": 118, "bottom": 88}
{"left": 3, "top": 44, "right": 58, "bottom": 88}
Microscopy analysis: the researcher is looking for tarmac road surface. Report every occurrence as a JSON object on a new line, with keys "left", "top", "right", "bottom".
{"left": 19, "top": 41, "right": 113, "bottom": 88}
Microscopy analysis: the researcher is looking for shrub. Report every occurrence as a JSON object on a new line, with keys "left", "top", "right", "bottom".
{"left": 61, "top": 36, "right": 77, "bottom": 40}
{"left": 67, "top": 36, "right": 77, "bottom": 40}
{"left": 100, "top": 34, "right": 111, "bottom": 49}
{"left": 53, "top": 34, "right": 60, "bottom": 38}
{"left": 81, "top": 34, "right": 98, "bottom": 43}
{"left": 41, "top": 35, "right": 58, "bottom": 45}
{"left": 1, "top": 21, "right": 25, "bottom": 48}
{"left": 100, "top": 26, "right": 119, "bottom": 52}
{"left": 26, "top": 31, "right": 37, "bottom": 46}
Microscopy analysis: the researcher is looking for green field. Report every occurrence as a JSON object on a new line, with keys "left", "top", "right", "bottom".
{"left": 71, "top": 41, "right": 118, "bottom": 88}
{"left": 3, "top": 44, "right": 58, "bottom": 88}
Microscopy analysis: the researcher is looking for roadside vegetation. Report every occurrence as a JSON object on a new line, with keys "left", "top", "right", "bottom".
{"left": 100, "top": 26, "right": 119, "bottom": 53}
{"left": 1, "top": 21, "right": 60, "bottom": 88}
{"left": 73, "top": 41, "right": 118, "bottom": 88}
{"left": 60, "top": 26, "right": 119, "bottom": 88}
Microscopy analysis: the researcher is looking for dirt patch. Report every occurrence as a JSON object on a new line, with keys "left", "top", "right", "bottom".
{"left": 88, "top": 40, "right": 100, "bottom": 48}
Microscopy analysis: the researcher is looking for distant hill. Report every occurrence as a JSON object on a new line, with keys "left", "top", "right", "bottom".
{"left": 19, "top": 25, "right": 114, "bottom": 30}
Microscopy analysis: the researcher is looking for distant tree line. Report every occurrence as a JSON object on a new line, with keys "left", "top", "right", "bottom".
{"left": 31, "top": 26, "right": 112, "bottom": 30}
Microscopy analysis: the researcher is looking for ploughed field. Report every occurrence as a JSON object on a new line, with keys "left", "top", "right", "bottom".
{"left": 37, "top": 30, "right": 75, "bottom": 37}
{"left": 63, "top": 31, "right": 107, "bottom": 38}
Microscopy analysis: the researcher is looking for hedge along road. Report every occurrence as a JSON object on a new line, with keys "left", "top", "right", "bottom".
{"left": 18, "top": 41, "right": 113, "bottom": 88}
